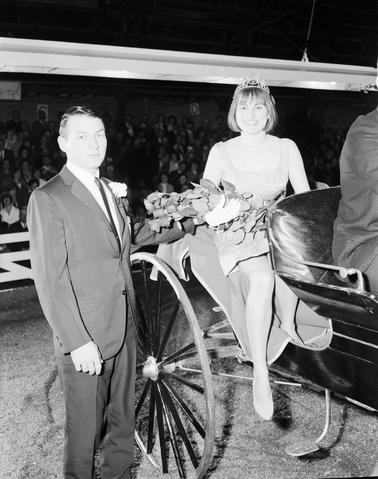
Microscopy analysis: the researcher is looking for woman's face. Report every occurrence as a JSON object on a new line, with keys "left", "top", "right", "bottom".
{"left": 235, "top": 98, "right": 268, "bottom": 135}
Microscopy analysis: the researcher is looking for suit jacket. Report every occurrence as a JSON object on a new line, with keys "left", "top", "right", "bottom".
{"left": 333, "top": 107, "right": 378, "bottom": 270}
{"left": 27, "top": 165, "right": 193, "bottom": 359}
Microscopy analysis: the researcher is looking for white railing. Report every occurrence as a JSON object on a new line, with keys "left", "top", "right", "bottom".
{"left": 0, "top": 232, "right": 32, "bottom": 283}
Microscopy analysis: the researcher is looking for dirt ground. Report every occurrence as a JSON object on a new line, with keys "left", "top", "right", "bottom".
{"left": 1, "top": 284, "right": 378, "bottom": 479}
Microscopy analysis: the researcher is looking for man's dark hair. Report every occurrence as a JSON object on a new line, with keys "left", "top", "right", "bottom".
{"left": 59, "top": 106, "right": 102, "bottom": 137}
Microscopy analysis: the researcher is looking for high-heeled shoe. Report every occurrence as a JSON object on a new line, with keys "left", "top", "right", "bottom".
{"left": 252, "top": 376, "right": 274, "bottom": 421}
{"left": 281, "top": 323, "right": 304, "bottom": 345}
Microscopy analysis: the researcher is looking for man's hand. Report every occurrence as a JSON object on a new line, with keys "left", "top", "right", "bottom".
{"left": 70, "top": 341, "right": 103, "bottom": 375}
{"left": 205, "top": 196, "right": 242, "bottom": 227}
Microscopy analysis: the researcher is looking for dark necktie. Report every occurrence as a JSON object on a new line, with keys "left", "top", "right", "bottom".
{"left": 94, "top": 177, "right": 121, "bottom": 252}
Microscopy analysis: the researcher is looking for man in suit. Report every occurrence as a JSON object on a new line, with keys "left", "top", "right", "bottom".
{"left": 27, "top": 106, "right": 194, "bottom": 479}
{"left": 332, "top": 106, "right": 378, "bottom": 292}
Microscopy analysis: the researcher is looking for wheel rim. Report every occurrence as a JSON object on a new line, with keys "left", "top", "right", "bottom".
{"left": 131, "top": 252, "right": 215, "bottom": 479}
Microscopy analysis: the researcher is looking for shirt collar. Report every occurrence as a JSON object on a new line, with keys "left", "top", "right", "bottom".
{"left": 66, "top": 160, "right": 100, "bottom": 183}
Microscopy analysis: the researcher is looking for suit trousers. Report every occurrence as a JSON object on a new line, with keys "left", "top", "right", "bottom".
{"left": 55, "top": 308, "right": 136, "bottom": 479}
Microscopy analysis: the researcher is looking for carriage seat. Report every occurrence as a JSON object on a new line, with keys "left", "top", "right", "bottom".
{"left": 267, "top": 187, "right": 378, "bottom": 344}
{"left": 267, "top": 187, "right": 378, "bottom": 409}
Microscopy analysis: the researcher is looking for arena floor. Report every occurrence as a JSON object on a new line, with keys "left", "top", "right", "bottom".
{"left": 1, "top": 283, "right": 378, "bottom": 479}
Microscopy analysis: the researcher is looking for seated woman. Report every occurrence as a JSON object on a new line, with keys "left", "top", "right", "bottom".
{"left": 203, "top": 76, "right": 309, "bottom": 420}
{"left": 333, "top": 106, "right": 378, "bottom": 293}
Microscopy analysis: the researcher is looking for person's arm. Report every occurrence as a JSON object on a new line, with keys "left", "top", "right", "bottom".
{"left": 286, "top": 139, "right": 310, "bottom": 194}
{"left": 27, "top": 190, "right": 93, "bottom": 353}
{"left": 202, "top": 143, "right": 224, "bottom": 185}
{"left": 28, "top": 189, "right": 102, "bottom": 374}
{"left": 346, "top": 115, "right": 378, "bottom": 195}
{"left": 131, "top": 216, "right": 195, "bottom": 250}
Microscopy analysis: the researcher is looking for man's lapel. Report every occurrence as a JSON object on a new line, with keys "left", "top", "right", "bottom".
{"left": 60, "top": 165, "right": 115, "bottom": 233}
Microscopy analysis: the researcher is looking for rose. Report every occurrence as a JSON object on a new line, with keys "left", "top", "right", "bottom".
{"left": 109, "top": 182, "right": 127, "bottom": 198}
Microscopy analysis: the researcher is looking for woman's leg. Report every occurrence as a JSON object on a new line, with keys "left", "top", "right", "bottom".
{"left": 238, "top": 254, "right": 274, "bottom": 420}
{"left": 274, "top": 275, "right": 303, "bottom": 343}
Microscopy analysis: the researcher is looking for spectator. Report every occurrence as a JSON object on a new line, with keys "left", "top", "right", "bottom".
{"left": 156, "top": 172, "right": 174, "bottom": 193}
{"left": 13, "top": 170, "right": 30, "bottom": 207}
{"left": 41, "top": 154, "right": 58, "bottom": 181}
{"left": 9, "top": 205, "right": 29, "bottom": 250}
{"left": 186, "top": 160, "right": 200, "bottom": 184}
{"left": 177, "top": 173, "right": 190, "bottom": 192}
{"left": 28, "top": 178, "right": 40, "bottom": 194}
{"left": 0, "top": 138, "right": 14, "bottom": 162}
{"left": 0, "top": 193, "right": 20, "bottom": 228}
{"left": 0, "top": 158, "right": 14, "bottom": 193}
{"left": 32, "top": 106, "right": 48, "bottom": 144}
{"left": 169, "top": 160, "right": 187, "bottom": 190}
{"left": 33, "top": 168, "right": 47, "bottom": 186}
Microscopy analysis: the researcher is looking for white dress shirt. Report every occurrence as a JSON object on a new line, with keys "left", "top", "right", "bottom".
{"left": 66, "top": 161, "right": 121, "bottom": 241}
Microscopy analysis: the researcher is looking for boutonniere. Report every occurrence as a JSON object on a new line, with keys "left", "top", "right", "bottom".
{"left": 109, "top": 182, "right": 128, "bottom": 206}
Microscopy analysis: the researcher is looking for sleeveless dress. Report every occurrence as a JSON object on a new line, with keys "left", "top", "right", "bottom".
{"left": 206, "top": 136, "right": 294, "bottom": 276}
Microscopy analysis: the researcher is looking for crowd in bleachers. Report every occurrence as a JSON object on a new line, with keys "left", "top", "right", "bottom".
{"left": 0, "top": 106, "right": 346, "bottom": 239}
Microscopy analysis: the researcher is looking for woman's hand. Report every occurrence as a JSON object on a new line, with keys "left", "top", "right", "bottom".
{"left": 205, "top": 195, "right": 241, "bottom": 227}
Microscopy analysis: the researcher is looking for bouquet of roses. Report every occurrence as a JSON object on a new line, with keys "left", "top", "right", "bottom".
{"left": 144, "top": 179, "right": 271, "bottom": 245}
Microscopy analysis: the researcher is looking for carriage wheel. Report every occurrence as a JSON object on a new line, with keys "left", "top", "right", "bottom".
{"left": 130, "top": 252, "right": 215, "bottom": 479}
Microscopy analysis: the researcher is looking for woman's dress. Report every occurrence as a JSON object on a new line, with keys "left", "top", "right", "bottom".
{"left": 156, "top": 134, "right": 331, "bottom": 362}
{"left": 204, "top": 135, "right": 300, "bottom": 276}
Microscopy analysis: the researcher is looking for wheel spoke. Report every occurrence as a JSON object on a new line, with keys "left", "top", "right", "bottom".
{"left": 160, "top": 381, "right": 200, "bottom": 468}
{"left": 141, "top": 262, "right": 154, "bottom": 346}
{"left": 153, "top": 382, "right": 169, "bottom": 474}
{"left": 166, "top": 372, "right": 204, "bottom": 394}
{"left": 160, "top": 342, "right": 197, "bottom": 367}
{"left": 136, "top": 297, "right": 152, "bottom": 354}
{"left": 135, "top": 380, "right": 151, "bottom": 419}
{"left": 153, "top": 274, "right": 163, "bottom": 351}
{"left": 161, "top": 375, "right": 205, "bottom": 438}
{"left": 147, "top": 384, "right": 156, "bottom": 454}
{"left": 156, "top": 302, "right": 180, "bottom": 361}
{"left": 156, "top": 382, "right": 186, "bottom": 478}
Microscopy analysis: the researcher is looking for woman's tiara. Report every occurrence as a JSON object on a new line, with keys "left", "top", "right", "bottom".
{"left": 233, "top": 76, "right": 270, "bottom": 96}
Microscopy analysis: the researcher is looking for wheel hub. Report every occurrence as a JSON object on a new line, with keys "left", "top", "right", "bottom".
{"left": 142, "top": 356, "right": 159, "bottom": 381}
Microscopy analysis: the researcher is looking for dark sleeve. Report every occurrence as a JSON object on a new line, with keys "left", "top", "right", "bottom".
{"left": 130, "top": 216, "right": 196, "bottom": 250}
{"left": 344, "top": 114, "right": 378, "bottom": 195}
{"left": 27, "top": 189, "right": 92, "bottom": 353}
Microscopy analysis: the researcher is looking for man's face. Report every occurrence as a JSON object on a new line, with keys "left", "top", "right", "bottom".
{"left": 58, "top": 115, "right": 107, "bottom": 172}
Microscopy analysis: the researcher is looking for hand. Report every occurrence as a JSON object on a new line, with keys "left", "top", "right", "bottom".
{"left": 70, "top": 341, "right": 103, "bottom": 375}
{"left": 205, "top": 196, "right": 241, "bottom": 227}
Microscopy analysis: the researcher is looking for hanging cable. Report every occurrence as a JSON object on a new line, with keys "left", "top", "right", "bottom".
{"left": 301, "top": 0, "right": 317, "bottom": 62}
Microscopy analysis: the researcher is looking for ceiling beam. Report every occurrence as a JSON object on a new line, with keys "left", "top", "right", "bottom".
{"left": 0, "top": 37, "right": 376, "bottom": 92}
